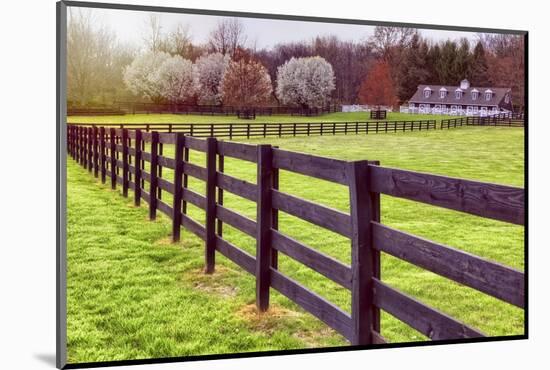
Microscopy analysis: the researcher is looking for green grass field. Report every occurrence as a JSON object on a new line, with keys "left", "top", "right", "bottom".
{"left": 67, "top": 111, "right": 451, "bottom": 124}
{"left": 67, "top": 115, "right": 524, "bottom": 364}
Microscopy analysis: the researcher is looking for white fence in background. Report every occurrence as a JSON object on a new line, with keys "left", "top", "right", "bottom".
{"left": 342, "top": 105, "right": 394, "bottom": 113}
{"left": 399, "top": 105, "right": 509, "bottom": 117}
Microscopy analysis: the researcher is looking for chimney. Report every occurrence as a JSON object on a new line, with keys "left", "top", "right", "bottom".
{"left": 460, "top": 79, "right": 470, "bottom": 90}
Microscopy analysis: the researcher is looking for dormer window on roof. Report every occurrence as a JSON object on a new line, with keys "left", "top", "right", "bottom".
{"left": 423, "top": 86, "right": 432, "bottom": 98}
{"left": 455, "top": 88, "right": 463, "bottom": 99}
{"left": 439, "top": 87, "right": 447, "bottom": 99}
{"left": 471, "top": 89, "right": 479, "bottom": 100}
{"left": 485, "top": 89, "right": 493, "bottom": 101}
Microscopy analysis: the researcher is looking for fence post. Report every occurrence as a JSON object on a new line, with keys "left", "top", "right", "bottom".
{"left": 172, "top": 133, "right": 185, "bottom": 242}
{"left": 67, "top": 126, "right": 71, "bottom": 156}
{"left": 271, "top": 146, "right": 279, "bottom": 270}
{"left": 134, "top": 129, "right": 142, "bottom": 205}
{"left": 182, "top": 143, "right": 189, "bottom": 216}
{"left": 217, "top": 153, "right": 224, "bottom": 237}
{"left": 205, "top": 137, "right": 218, "bottom": 273}
{"left": 87, "top": 127, "right": 93, "bottom": 172}
{"left": 79, "top": 127, "right": 84, "bottom": 166}
{"left": 93, "top": 126, "right": 99, "bottom": 178}
{"left": 157, "top": 143, "right": 163, "bottom": 200}
{"left": 110, "top": 128, "right": 116, "bottom": 189}
{"left": 369, "top": 160, "right": 381, "bottom": 335}
{"left": 348, "top": 159, "right": 376, "bottom": 345}
{"left": 149, "top": 131, "right": 159, "bottom": 220}
{"left": 256, "top": 144, "right": 273, "bottom": 312}
{"left": 81, "top": 126, "right": 86, "bottom": 166}
{"left": 73, "top": 126, "right": 77, "bottom": 162}
{"left": 99, "top": 127, "right": 106, "bottom": 184}
{"left": 122, "top": 129, "right": 129, "bottom": 197}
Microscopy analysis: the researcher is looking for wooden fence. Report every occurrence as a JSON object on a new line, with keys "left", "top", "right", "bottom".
{"left": 68, "top": 120, "right": 438, "bottom": 139}
{"left": 441, "top": 114, "right": 525, "bottom": 129}
{"left": 67, "top": 125, "right": 525, "bottom": 345}
{"left": 69, "top": 102, "right": 340, "bottom": 116}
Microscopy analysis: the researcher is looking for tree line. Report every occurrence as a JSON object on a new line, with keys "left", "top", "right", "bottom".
{"left": 67, "top": 10, "right": 525, "bottom": 110}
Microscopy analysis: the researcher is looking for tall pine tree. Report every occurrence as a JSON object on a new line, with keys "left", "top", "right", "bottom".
{"left": 396, "top": 34, "right": 430, "bottom": 102}
{"left": 436, "top": 41, "right": 459, "bottom": 84}
{"left": 469, "top": 41, "right": 490, "bottom": 86}
{"left": 455, "top": 38, "right": 472, "bottom": 81}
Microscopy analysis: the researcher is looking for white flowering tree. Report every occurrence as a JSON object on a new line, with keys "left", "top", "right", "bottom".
{"left": 275, "top": 56, "right": 335, "bottom": 109}
{"left": 123, "top": 51, "right": 170, "bottom": 102}
{"left": 194, "top": 53, "right": 230, "bottom": 105}
{"left": 151, "top": 55, "right": 195, "bottom": 103}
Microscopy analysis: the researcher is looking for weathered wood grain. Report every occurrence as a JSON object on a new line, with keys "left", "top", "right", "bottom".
{"left": 369, "top": 165, "right": 524, "bottom": 225}
{"left": 183, "top": 162, "right": 207, "bottom": 181}
{"left": 256, "top": 145, "right": 274, "bottom": 311}
{"left": 272, "top": 190, "right": 351, "bottom": 238}
{"left": 271, "top": 230, "right": 352, "bottom": 289}
{"left": 215, "top": 236, "right": 256, "bottom": 274}
{"left": 272, "top": 148, "right": 348, "bottom": 185}
{"left": 348, "top": 160, "right": 376, "bottom": 345}
{"left": 205, "top": 137, "right": 217, "bottom": 273}
{"left": 181, "top": 188, "right": 206, "bottom": 210}
{"left": 217, "top": 140, "right": 257, "bottom": 162}
{"left": 372, "top": 222, "right": 524, "bottom": 308}
{"left": 148, "top": 132, "right": 159, "bottom": 220}
{"left": 216, "top": 172, "right": 257, "bottom": 202}
{"left": 270, "top": 269, "right": 353, "bottom": 340}
{"left": 373, "top": 278, "right": 485, "bottom": 340}
{"left": 216, "top": 205, "right": 256, "bottom": 237}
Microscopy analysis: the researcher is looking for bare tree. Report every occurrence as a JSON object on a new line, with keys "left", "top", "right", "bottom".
{"left": 67, "top": 8, "right": 131, "bottom": 106}
{"left": 370, "top": 26, "right": 417, "bottom": 62}
{"left": 158, "top": 23, "right": 192, "bottom": 57}
{"left": 208, "top": 18, "right": 247, "bottom": 57}
{"left": 143, "top": 13, "right": 163, "bottom": 51}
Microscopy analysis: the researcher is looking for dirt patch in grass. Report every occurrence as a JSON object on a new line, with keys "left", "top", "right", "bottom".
{"left": 293, "top": 326, "right": 337, "bottom": 348}
{"left": 181, "top": 266, "right": 240, "bottom": 298}
{"left": 236, "top": 304, "right": 303, "bottom": 335}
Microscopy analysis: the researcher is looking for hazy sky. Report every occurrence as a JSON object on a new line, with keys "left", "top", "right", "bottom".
{"left": 69, "top": 7, "right": 486, "bottom": 50}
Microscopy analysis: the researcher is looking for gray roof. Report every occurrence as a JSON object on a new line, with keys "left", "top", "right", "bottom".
{"left": 409, "top": 84, "right": 511, "bottom": 107}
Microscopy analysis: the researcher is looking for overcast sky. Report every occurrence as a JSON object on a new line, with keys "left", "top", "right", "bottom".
{"left": 69, "top": 7, "right": 489, "bottom": 50}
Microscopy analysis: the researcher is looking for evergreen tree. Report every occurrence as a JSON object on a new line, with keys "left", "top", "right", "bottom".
{"left": 469, "top": 41, "right": 490, "bottom": 86}
{"left": 455, "top": 38, "right": 472, "bottom": 81}
{"left": 396, "top": 34, "right": 430, "bottom": 101}
{"left": 426, "top": 43, "right": 441, "bottom": 83}
{"left": 437, "top": 40, "right": 460, "bottom": 84}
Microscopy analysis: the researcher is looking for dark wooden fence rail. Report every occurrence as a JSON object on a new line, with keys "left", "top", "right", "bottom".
{"left": 441, "top": 114, "right": 525, "bottom": 129}
{"left": 68, "top": 120, "right": 438, "bottom": 139}
{"left": 67, "top": 125, "right": 525, "bottom": 345}
{"left": 68, "top": 102, "right": 340, "bottom": 116}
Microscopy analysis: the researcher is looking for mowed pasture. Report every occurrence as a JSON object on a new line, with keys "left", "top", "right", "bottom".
{"left": 67, "top": 111, "right": 451, "bottom": 125}
{"left": 66, "top": 115, "right": 524, "bottom": 363}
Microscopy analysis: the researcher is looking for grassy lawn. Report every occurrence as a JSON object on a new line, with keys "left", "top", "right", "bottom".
{"left": 67, "top": 111, "right": 452, "bottom": 124}
{"left": 67, "top": 124, "right": 524, "bottom": 363}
